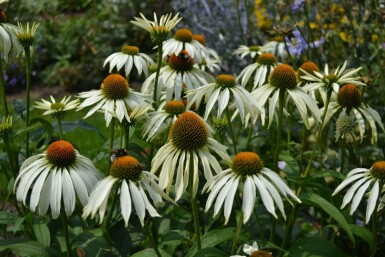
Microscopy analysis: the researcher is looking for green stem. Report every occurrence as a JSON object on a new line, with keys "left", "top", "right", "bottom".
{"left": 270, "top": 215, "right": 277, "bottom": 242}
{"left": 143, "top": 221, "right": 162, "bottom": 257}
{"left": 339, "top": 139, "right": 347, "bottom": 174}
{"left": 24, "top": 46, "right": 31, "bottom": 157}
{"left": 245, "top": 125, "right": 254, "bottom": 150}
{"left": 57, "top": 117, "right": 64, "bottom": 139}
{"left": 0, "top": 59, "right": 8, "bottom": 116}
{"left": 283, "top": 39, "right": 295, "bottom": 65}
{"left": 153, "top": 43, "right": 163, "bottom": 109}
{"left": 225, "top": 108, "right": 237, "bottom": 154}
{"left": 300, "top": 90, "right": 332, "bottom": 183}
{"left": 124, "top": 124, "right": 130, "bottom": 149}
{"left": 107, "top": 118, "right": 116, "bottom": 169}
{"left": 231, "top": 212, "right": 243, "bottom": 255}
{"left": 103, "top": 184, "right": 119, "bottom": 229}
{"left": 253, "top": 209, "right": 266, "bottom": 240}
{"left": 281, "top": 205, "right": 299, "bottom": 251}
{"left": 61, "top": 207, "right": 72, "bottom": 257}
{"left": 188, "top": 152, "right": 201, "bottom": 250}
{"left": 273, "top": 89, "right": 285, "bottom": 172}
{"left": 3, "top": 135, "right": 17, "bottom": 175}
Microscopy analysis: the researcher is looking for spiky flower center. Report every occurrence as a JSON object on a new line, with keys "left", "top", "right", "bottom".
{"left": 249, "top": 46, "right": 260, "bottom": 52}
{"left": 174, "top": 28, "right": 193, "bottom": 42}
{"left": 257, "top": 53, "right": 276, "bottom": 66}
{"left": 164, "top": 100, "right": 186, "bottom": 115}
{"left": 51, "top": 102, "right": 65, "bottom": 111}
{"left": 192, "top": 34, "right": 206, "bottom": 45}
{"left": 170, "top": 112, "right": 208, "bottom": 150}
{"left": 298, "top": 61, "right": 320, "bottom": 79}
{"left": 110, "top": 156, "right": 143, "bottom": 182}
{"left": 336, "top": 115, "right": 355, "bottom": 135}
{"left": 168, "top": 50, "right": 194, "bottom": 72}
{"left": 232, "top": 152, "right": 264, "bottom": 176}
{"left": 250, "top": 250, "right": 273, "bottom": 257}
{"left": 150, "top": 26, "right": 170, "bottom": 44}
{"left": 101, "top": 74, "right": 129, "bottom": 100}
{"left": 269, "top": 64, "right": 297, "bottom": 89}
{"left": 371, "top": 161, "right": 385, "bottom": 180}
{"left": 0, "top": 9, "right": 6, "bottom": 23}
{"left": 121, "top": 45, "right": 139, "bottom": 55}
{"left": 17, "top": 33, "right": 34, "bottom": 48}
{"left": 0, "top": 116, "right": 12, "bottom": 139}
{"left": 337, "top": 84, "right": 362, "bottom": 110}
{"left": 322, "top": 74, "right": 338, "bottom": 89}
{"left": 216, "top": 74, "right": 236, "bottom": 88}
{"left": 46, "top": 140, "right": 76, "bottom": 167}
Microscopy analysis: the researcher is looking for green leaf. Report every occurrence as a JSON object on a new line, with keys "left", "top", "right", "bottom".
{"left": 0, "top": 239, "right": 48, "bottom": 257}
{"left": 130, "top": 248, "right": 172, "bottom": 257}
{"left": 348, "top": 224, "right": 375, "bottom": 257}
{"left": 33, "top": 223, "right": 51, "bottom": 247}
{"left": 59, "top": 120, "right": 106, "bottom": 140}
{"left": 286, "top": 237, "right": 344, "bottom": 257}
{"left": 300, "top": 192, "right": 355, "bottom": 245}
{"left": 192, "top": 247, "right": 226, "bottom": 257}
{"left": 279, "top": 154, "right": 300, "bottom": 176}
{"left": 186, "top": 227, "right": 235, "bottom": 257}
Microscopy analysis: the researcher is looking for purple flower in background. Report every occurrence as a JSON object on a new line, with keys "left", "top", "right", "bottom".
{"left": 291, "top": 0, "right": 305, "bottom": 13}
{"left": 286, "top": 30, "right": 324, "bottom": 57}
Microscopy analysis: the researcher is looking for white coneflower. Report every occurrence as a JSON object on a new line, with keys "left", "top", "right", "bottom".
{"left": 333, "top": 161, "right": 385, "bottom": 224}
{"left": 192, "top": 34, "right": 221, "bottom": 72}
{"left": 142, "top": 50, "right": 213, "bottom": 102}
{"left": 142, "top": 100, "right": 185, "bottom": 141}
{"left": 203, "top": 152, "right": 301, "bottom": 224}
{"left": 103, "top": 45, "right": 155, "bottom": 77}
{"left": 131, "top": 12, "right": 181, "bottom": 44}
{"left": 14, "top": 140, "right": 100, "bottom": 218}
{"left": 237, "top": 53, "right": 278, "bottom": 90}
{"left": 162, "top": 28, "right": 208, "bottom": 63}
{"left": 230, "top": 241, "right": 273, "bottom": 257}
{"left": 151, "top": 111, "right": 231, "bottom": 201}
{"left": 83, "top": 155, "right": 172, "bottom": 227}
{"left": 300, "top": 60, "right": 365, "bottom": 95}
{"left": 251, "top": 64, "right": 321, "bottom": 128}
{"left": 323, "top": 84, "right": 384, "bottom": 143}
{"left": 0, "top": 9, "right": 22, "bottom": 60}
{"left": 186, "top": 74, "right": 262, "bottom": 124}
{"left": 14, "top": 21, "right": 39, "bottom": 48}
{"left": 34, "top": 95, "right": 79, "bottom": 118}
{"left": 77, "top": 74, "right": 151, "bottom": 126}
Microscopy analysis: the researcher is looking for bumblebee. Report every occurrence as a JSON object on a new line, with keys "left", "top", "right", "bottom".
{"left": 110, "top": 148, "right": 128, "bottom": 162}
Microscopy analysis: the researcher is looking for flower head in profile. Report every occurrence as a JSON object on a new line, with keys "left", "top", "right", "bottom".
{"left": 186, "top": 74, "right": 263, "bottom": 124}
{"left": 14, "top": 140, "right": 100, "bottom": 218}
{"left": 0, "top": 9, "right": 22, "bottom": 61}
{"left": 231, "top": 241, "right": 273, "bottom": 257}
{"left": 83, "top": 155, "right": 172, "bottom": 227}
{"left": 203, "top": 152, "right": 301, "bottom": 224}
{"left": 300, "top": 61, "right": 365, "bottom": 95}
{"left": 162, "top": 28, "right": 209, "bottom": 63}
{"left": 192, "top": 34, "right": 221, "bottom": 72}
{"left": 77, "top": 74, "right": 151, "bottom": 126}
{"left": 103, "top": 45, "right": 155, "bottom": 77}
{"left": 333, "top": 161, "right": 385, "bottom": 223}
{"left": 0, "top": 115, "right": 12, "bottom": 139}
{"left": 142, "top": 50, "right": 213, "bottom": 102}
{"left": 14, "top": 22, "right": 39, "bottom": 48}
{"left": 151, "top": 111, "right": 231, "bottom": 201}
{"left": 251, "top": 64, "right": 321, "bottom": 128}
{"left": 237, "top": 53, "right": 278, "bottom": 90}
{"left": 142, "top": 100, "right": 186, "bottom": 141}
{"left": 323, "top": 84, "right": 384, "bottom": 143}
{"left": 131, "top": 12, "right": 181, "bottom": 44}
{"left": 233, "top": 45, "right": 262, "bottom": 59}
{"left": 34, "top": 95, "right": 79, "bottom": 119}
